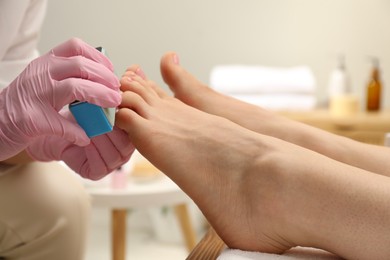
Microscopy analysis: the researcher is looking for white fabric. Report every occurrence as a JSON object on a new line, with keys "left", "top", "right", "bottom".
{"left": 218, "top": 247, "right": 342, "bottom": 260}
{"left": 0, "top": 0, "right": 47, "bottom": 90}
{"left": 210, "top": 65, "right": 316, "bottom": 95}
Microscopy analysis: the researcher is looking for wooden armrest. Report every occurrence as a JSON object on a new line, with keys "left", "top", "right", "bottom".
{"left": 187, "top": 227, "right": 226, "bottom": 260}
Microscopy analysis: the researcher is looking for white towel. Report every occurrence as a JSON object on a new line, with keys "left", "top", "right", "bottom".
{"left": 231, "top": 94, "right": 316, "bottom": 111}
{"left": 217, "top": 247, "right": 342, "bottom": 260}
{"left": 210, "top": 65, "right": 316, "bottom": 95}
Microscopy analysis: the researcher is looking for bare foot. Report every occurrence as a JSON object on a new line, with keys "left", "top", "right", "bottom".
{"left": 159, "top": 52, "right": 283, "bottom": 137}
{"left": 116, "top": 68, "right": 305, "bottom": 253}
{"left": 159, "top": 52, "right": 366, "bottom": 169}
{"left": 116, "top": 62, "right": 390, "bottom": 260}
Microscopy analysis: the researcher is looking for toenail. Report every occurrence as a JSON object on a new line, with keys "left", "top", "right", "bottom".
{"left": 136, "top": 67, "right": 146, "bottom": 79}
{"left": 173, "top": 54, "right": 180, "bottom": 65}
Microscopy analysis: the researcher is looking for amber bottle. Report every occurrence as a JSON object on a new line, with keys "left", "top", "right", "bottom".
{"left": 366, "top": 58, "right": 382, "bottom": 111}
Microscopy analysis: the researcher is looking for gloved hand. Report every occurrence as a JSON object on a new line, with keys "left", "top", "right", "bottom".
{"left": 0, "top": 38, "right": 121, "bottom": 161}
{"left": 26, "top": 110, "right": 135, "bottom": 180}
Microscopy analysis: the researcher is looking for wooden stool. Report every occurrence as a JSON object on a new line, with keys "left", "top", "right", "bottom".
{"left": 87, "top": 174, "right": 197, "bottom": 260}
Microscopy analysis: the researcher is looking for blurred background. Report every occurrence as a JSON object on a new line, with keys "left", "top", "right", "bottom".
{"left": 39, "top": 0, "right": 390, "bottom": 109}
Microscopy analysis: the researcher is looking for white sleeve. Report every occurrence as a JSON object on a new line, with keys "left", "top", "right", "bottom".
{"left": 0, "top": 0, "right": 47, "bottom": 90}
{"left": 0, "top": 0, "right": 30, "bottom": 60}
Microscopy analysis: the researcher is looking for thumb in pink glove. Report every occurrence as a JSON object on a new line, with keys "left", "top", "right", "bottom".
{"left": 26, "top": 110, "right": 135, "bottom": 180}
{"left": 0, "top": 38, "right": 121, "bottom": 161}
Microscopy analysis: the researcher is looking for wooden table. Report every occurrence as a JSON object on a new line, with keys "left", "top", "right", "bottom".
{"left": 280, "top": 109, "right": 390, "bottom": 145}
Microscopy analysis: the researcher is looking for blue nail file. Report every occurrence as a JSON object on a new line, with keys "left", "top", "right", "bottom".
{"left": 69, "top": 46, "right": 115, "bottom": 138}
{"left": 69, "top": 101, "right": 115, "bottom": 138}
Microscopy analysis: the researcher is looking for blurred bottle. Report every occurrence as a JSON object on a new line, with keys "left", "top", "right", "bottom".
{"left": 110, "top": 167, "right": 128, "bottom": 189}
{"left": 328, "top": 54, "right": 350, "bottom": 97}
{"left": 366, "top": 57, "right": 382, "bottom": 111}
{"left": 328, "top": 54, "right": 359, "bottom": 117}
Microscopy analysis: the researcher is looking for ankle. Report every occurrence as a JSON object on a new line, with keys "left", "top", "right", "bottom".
{"left": 255, "top": 146, "right": 315, "bottom": 249}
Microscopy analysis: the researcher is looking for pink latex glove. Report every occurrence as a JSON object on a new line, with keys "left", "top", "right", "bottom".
{"left": 26, "top": 110, "right": 135, "bottom": 180}
{"left": 0, "top": 38, "right": 121, "bottom": 161}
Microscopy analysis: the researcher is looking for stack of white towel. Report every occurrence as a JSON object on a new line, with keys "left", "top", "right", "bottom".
{"left": 210, "top": 65, "right": 317, "bottom": 111}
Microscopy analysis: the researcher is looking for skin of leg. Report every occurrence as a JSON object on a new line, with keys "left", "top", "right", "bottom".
{"left": 159, "top": 52, "right": 390, "bottom": 178}
{"left": 117, "top": 70, "right": 390, "bottom": 259}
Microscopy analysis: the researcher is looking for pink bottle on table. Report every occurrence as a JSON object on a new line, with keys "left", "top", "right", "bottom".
{"left": 110, "top": 167, "right": 128, "bottom": 189}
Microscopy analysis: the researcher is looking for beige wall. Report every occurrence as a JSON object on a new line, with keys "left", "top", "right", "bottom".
{"left": 39, "top": 0, "right": 390, "bottom": 108}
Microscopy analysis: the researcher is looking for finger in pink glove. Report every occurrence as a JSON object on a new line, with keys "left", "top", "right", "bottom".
{"left": 27, "top": 125, "right": 135, "bottom": 180}
{"left": 0, "top": 38, "right": 121, "bottom": 160}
